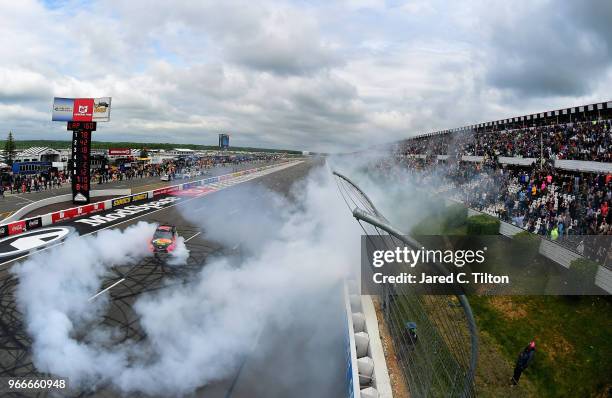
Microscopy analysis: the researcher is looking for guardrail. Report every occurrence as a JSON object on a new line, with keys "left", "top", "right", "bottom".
{"left": 0, "top": 161, "right": 294, "bottom": 240}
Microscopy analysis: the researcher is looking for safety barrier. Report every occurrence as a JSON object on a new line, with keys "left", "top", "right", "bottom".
{"left": 455, "top": 200, "right": 612, "bottom": 294}
{"left": 344, "top": 281, "right": 392, "bottom": 398}
{"left": 2, "top": 189, "right": 132, "bottom": 224}
{"left": 0, "top": 161, "right": 297, "bottom": 240}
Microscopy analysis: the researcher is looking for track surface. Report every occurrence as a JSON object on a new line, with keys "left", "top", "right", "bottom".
{"left": 0, "top": 159, "right": 345, "bottom": 397}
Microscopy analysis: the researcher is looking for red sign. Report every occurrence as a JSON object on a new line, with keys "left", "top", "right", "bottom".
{"left": 8, "top": 221, "right": 26, "bottom": 235}
{"left": 72, "top": 98, "right": 94, "bottom": 121}
{"left": 80, "top": 202, "right": 105, "bottom": 215}
{"left": 51, "top": 208, "right": 80, "bottom": 223}
{"left": 153, "top": 186, "right": 179, "bottom": 197}
{"left": 108, "top": 148, "right": 131, "bottom": 156}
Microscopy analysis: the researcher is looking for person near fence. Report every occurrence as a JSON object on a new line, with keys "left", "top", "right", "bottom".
{"left": 511, "top": 341, "right": 536, "bottom": 385}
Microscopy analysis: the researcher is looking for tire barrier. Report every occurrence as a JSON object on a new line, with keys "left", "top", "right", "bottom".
{"left": 344, "top": 281, "right": 392, "bottom": 398}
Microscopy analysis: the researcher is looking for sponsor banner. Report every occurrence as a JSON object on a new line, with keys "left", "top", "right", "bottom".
{"left": 108, "top": 148, "right": 131, "bottom": 156}
{"left": 75, "top": 197, "right": 181, "bottom": 227}
{"left": 80, "top": 202, "right": 105, "bottom": 215}
{"left": 51, "top": 208, "right": 80, "bottom": 223}
{"left": 73, "top": 98, "right": 94, "bottom": 121}
{"left": 8, "top": 221, "right": 26, "bottom": 235}
{"left": 93, "top": 97, "right": 111, "bottom": 122}
{"left": 174, "top": 187, "right": 217, "bottom": 197}
{"left": 25, "top": 217, "right": 42, "bottom": 231}
{"left": 111, "top": 192, "right": 148, "bottom": 208}
{"left": 51, "top": 97, "right": 74, "bottom": 121}
{"left": 0, "top": 225, "right": 8, "bottom": 239}
{"left": 52, "top": 97, "right": 111, "bottom": 122}
{"left": 112, "top": 196, "right": 132, "bottom": 207}
{"left": 131, "top": 192, "right": 148, "bottom": 203}
{"left": 153, "top": 186, "right": 179, "bottom": 197}
{"left": 182, "top": 181, "right": 203, "bottom": 190}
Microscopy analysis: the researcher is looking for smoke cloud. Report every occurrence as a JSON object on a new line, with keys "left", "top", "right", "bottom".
{"left": 166, "top": 235, "right": 189, "bottom": 266}
{"left": 12, "top": 221, "right": 157, "bottom": 388}
{"left": 12, "top": 163, "right": 362, "bottom": 396}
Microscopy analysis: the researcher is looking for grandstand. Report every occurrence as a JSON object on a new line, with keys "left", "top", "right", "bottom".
{"left": 386, "top": 101, "right": 611, "bottom": 269}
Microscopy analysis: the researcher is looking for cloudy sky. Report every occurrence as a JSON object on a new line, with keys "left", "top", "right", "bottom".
{"left": 0, "top": 0, "right": 610, "bottom": 152}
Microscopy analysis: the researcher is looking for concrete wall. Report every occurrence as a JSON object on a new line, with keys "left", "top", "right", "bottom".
{"left": 554, "top": 159, "right": 612, "bottom": 173}
{"left": 538, "top": 239, "right": 583, "bottom": 269}
{"left": 499, "top": 222, "right": 525, "bottom": 237}
{"left": 465, "top": 206, "right": 612, "bottom": 293}
{"left": 4, "top": 189, "right": 132, "bottom": 223}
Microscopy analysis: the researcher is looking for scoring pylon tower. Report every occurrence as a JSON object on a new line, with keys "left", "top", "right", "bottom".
{"left": 68, "top": 121, "right": 95, "bottom": 203}
{"left": 52, "top": 97, "right": 112, "bottom": 204}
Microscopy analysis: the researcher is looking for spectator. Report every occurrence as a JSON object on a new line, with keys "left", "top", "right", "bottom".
{"left": 511, "top": 341, "right": 536, "bottom": 385}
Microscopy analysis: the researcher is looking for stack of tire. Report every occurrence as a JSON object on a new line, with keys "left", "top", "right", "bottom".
{"left": 346, "top": 281, "right": 379, "bottom": 398}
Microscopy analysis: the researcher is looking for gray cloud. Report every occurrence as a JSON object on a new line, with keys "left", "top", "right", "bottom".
{"left": 482, "top": 0, "right": 612, "bottom": 97}
{"left": 0, "top": 0, "right": 609, "bottom": 152}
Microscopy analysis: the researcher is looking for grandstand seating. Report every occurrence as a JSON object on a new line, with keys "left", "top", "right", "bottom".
{"left": 383, "top": 111, "right": 611, "bottom": 267}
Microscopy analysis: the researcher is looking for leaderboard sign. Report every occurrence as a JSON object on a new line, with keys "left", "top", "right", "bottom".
{"left": 52, "top": 97, "right": 111, "bottom": 122}
{"left": 71, "top": 127, "right": 92, "bottom": 203}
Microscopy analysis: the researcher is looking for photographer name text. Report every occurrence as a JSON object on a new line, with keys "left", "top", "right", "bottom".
{"left": 372, "top": 272, "right": 509, "bottom": 285}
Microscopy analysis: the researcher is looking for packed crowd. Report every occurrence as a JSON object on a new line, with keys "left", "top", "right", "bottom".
{"left": 0, "top": 172, "right": 68, "bottom": 195}
{"left": 399, "top": 120, "right": 612, "bottom": 163}
{"left": 378, "top": 118, "right": 612, "bottom": 266}
{"left": 439, "top": 162, "right": 612, "bottom": 238}
{"left": 0, "top": 153, "right": 286, "bottom": 196}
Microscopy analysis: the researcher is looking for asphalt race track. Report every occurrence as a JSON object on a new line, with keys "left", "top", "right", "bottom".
{"left": 0, "top": 158, "right": 345, "bottom": 398}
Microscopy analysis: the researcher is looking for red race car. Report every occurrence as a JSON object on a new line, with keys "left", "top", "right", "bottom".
{"left": 149, "top": 224, "right": 178, "bottom": 254}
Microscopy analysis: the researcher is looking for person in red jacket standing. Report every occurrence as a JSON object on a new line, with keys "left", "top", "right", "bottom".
{"left": 511, "top": 341, "right": 536, "bottom": 385}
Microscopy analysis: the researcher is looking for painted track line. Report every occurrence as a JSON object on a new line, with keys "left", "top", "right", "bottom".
{"left": 88, "top": 278, "right": 125, "bottom": 301}
{"left": 184, "top": 231, "right": 201, "bottom": 242}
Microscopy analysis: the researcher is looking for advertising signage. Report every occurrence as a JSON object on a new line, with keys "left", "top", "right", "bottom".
{"left": 108, "top": 148, "right": 131, "bottom": 156}
{"left": 52, "top": 97, "right": 112, "bottom": 122}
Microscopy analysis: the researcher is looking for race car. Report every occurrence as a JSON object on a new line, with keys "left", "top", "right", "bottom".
{"left": 149, "top": 225, "right": 178, "bottom": 254}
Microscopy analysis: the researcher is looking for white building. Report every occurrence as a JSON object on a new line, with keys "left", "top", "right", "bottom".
{"left": 15, "top": 147, "right": 61, "bottom": 163}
